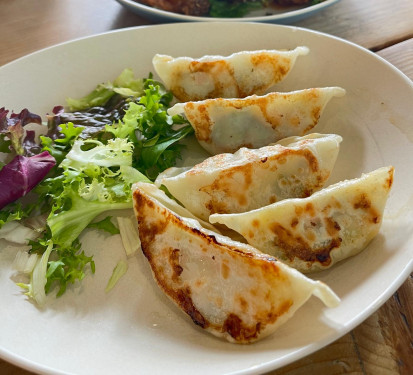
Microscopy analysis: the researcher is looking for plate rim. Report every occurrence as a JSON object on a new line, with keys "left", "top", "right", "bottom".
{"left": 1, "top": 22, "right": 412, "bottom": 375}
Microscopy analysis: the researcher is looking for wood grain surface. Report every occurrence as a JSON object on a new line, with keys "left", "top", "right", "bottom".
{"left": 1, "top": 0, "right": 412, "bottom": 374}
{"left": 1, "top": 0, "right": 413, "bottom": 67}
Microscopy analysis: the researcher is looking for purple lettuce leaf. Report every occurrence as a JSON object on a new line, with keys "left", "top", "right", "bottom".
{"left": 0, "top": 107, "right": 42, "bottom": 155}
{"left": 0, "top": 151, "right": 56, "bottom": 210}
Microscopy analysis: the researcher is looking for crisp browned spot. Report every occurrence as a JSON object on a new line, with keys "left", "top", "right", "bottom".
{"left": 353, "top": 193, "right": 381, "bottom": 224}
{"left": 248, "top": 54, "right": 290, "bottom": 95}
{"left": 176, "top": 287, "right": 208, "bottom": 328}
{"left": 252, "top": 219, "right": 260, "bottom": 228}
{"left": 251, "top": 95, "right": 274, "bottom": 127}
{"left": 201, "top": 163, "right": 253, "bottom": 213}
{"left": 185, "top": 103, "right": 212, "bottom": 142}
{"left": 354, "top": 193, "right": 371, "bottom": 210}
{"left": 259, "top": 260, "right": 282, "bottom": 279}
{"left": 295, "top": 206, "right": 304, "bottom": 215}
{"left": 315, "top": 238, "right": 342, "bottom": 263}
{"left": 249, "top": 287, "right": 258, "bottom": 297}
{"left": 275, "top": 148, "right": 320, "bottom": 174}
{"left": 385, "top": 167, "right": 394, "bottom": 189}
{"left": 331, "top": 197, "right": 342, "bottom": 209}
{"left": 170, "top": 248, "right": 183, "bottom": 283}
{"left": 270, "top": 223, "right": 340, "bottom": 265}
{"left": 274, "top": 300, "right": 292, "bottom": 319}
{"left": 305, "top": 202, "right": 316, "bottom": 216}
{"left": 291, "top": 217, "right": 299, "bottom": 228}
{"left": 194, "top": 279, "right": 205, "bottom": 288}
{"left": 311, "top": 106, "right": 321, "bottom": 122}
{"left": 221, "top": 262, "right": 230, "bottom": 279}
{"left": 222, "top": 314, "right": 261, "bottom": 342}
{"left": 133, "top": 190, "right": 168, "bottom": 258}
{"left": 304, "top": 230, "right": 316, "bottom": 242}
{"left": 322, "top": 204, "right": 331, "bottom": 214}
{"left": 237, "top": 296, "right": 249, "bottom": 313}
{"left": 289, "top": 116, "right": 300, "bottom": 127}
{"left": 171, "top": 60, "right": 238, "bottom": 101}
{"left": 324, "top": 217, "right": 341, "bottom": 236}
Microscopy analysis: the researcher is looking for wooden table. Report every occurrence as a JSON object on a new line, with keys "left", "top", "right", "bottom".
{"left": 1, "top": 0, "right": 412, "bottom": 374}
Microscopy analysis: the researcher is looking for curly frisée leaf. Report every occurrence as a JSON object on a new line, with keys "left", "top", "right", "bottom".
{"left": 45, "top": 239, "right": 95, "bottom": 297}
{"left": 61, "top": 138, "right": 133, "bottom": 169}
{"left": 47, "top": 186, "right": 132, "bottom": 248}
{"left": 44, "top": 137, "right": 149, "bottom": 248}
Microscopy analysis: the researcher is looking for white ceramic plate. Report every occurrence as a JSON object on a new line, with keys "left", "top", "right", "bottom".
{"left": 1, "top": 23, "right": 412, "bottom": 375}
{"left": 115, "top": 0, "right": 341, "bottom": 23}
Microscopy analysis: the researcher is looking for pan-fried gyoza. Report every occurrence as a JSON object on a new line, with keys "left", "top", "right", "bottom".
{"left": 132, "top": 182, "right": 340, "bottom": 343}
{"left": 153, "top": 47, "right": 309, "bottom": 102}
{"left": 155, "top": 134, "right": 342, "bottom": 221}
{"left": 210, "top": 166, "right": 394, "bottom": 273}
{"left": 168, "top": 87, "right": 345, "bottom": 155}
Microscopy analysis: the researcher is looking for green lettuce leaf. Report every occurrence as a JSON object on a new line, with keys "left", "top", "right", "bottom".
{"left": 66, "top": 69, "right": 145, "bottom": 111}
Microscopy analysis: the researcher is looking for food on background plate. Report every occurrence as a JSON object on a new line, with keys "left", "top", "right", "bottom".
{"left": 137, "top": 0, "right": 326, "bottom": 18}
{"left": 168, "top": 87, "right": 345, "bottom": 154}
{"left": 139, "top": 0, "right": 210, "bottom": 16}
{"left": 152, "top": 47, "right": 309, "bottom": 102}
{"left": 210, "top": 166, "right": 394, "bottom": 273}
{"left": 155, "top": 133, "right": 342, "bottom": 221}
{"left": 133, "top": 182, "right": 340, "bottom": 343}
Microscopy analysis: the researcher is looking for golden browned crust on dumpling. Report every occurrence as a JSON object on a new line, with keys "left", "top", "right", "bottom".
{"left": 156, "top": 134, "right": 342, "bottom": 221}
{"left": 133, "top": 183, "right": 339, "bottom": 343}
{"left": 153, "top": 48, "right": 309, "bottom": 102}
{"left": 210, "top": 166, "right": 395, "bottom": 273}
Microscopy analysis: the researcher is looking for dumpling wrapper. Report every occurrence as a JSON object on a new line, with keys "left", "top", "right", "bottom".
{"left": 210, "top": 166, "right": 394, "bottom": 273}
{"left": 132, "top": 182, "right": 340, "bottom": 344}
{"left": 153, "top": 47, "right": 309, "bottom": 102}
{"left": 155, "top": 133, "right": 342, "bottom": 221}
{"left": 168, "top": 87, "right": 345, "bottom": 155}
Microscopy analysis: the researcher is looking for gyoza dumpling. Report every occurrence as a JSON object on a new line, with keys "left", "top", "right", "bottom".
{"left": 132, "top": 182, "right": 340, "bottom": 344}
{"left": 155, "top": 134, "right": 342, "bottom": 221}
{"left": 210, "top": 166, "right": 394, "bottom": 273}
{"left": 168, "top": 87, "right": 345, "bottom": 155}
{"left": 153, "top": 47, "right": 309, "bottom": 102}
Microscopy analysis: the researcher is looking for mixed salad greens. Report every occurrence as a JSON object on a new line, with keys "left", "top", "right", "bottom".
{"left": 0, "top": 69, "right": 193, "bottom": 305}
